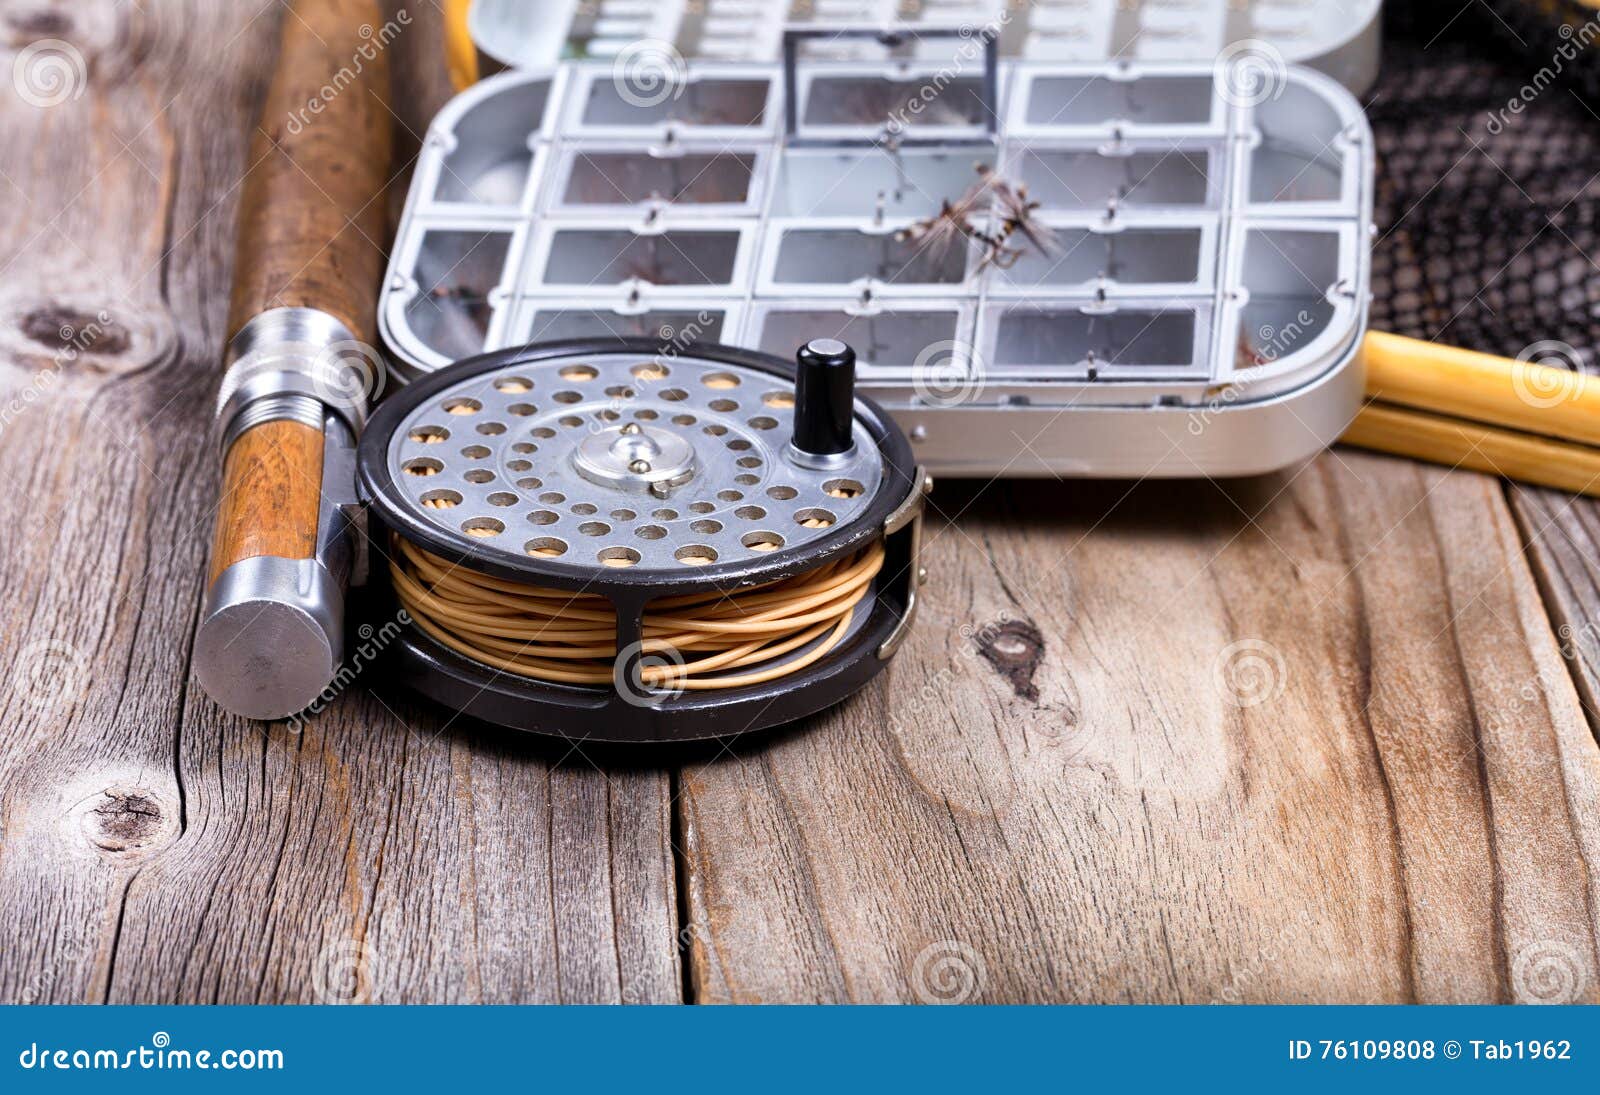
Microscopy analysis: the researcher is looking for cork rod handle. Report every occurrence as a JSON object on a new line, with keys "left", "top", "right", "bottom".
{"left": 227, "top": 0, "right": 393, "bottom": 342}
{"left": 209, "top": 0, "right": 392, "bottom": 583}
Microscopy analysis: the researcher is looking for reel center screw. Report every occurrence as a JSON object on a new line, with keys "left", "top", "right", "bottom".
{"left": 573, "top": 418, "right": 698, "bottom": 495}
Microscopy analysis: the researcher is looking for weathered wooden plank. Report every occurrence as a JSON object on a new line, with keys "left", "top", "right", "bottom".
{"left": 681, "top": 461, "right": 1600, "bottom": 1003}
{"left": 0, "top": 0, "right": 679, "bottom": 1004}
{"left": 1515, "top": 487, "right": 1600, "bottom": 729}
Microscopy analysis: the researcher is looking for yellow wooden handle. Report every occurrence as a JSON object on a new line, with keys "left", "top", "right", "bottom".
{"left": 1343, "top": 331, "right": 1600, "bottom": 498}
{"left": 444, "top": 0, "right": 479, "bottom": 90}
{"left": 1363, "top": 330, "right": 1600, "bottom": 447}
{"left": 1342, "top": 402, "right": 1600, "bottom": 500}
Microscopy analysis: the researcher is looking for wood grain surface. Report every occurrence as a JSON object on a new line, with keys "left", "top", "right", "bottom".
{"left": 679, "top": 469, "right": 1600, "bottom": 1002}
{"left": 0, "top": 1, "right": 1596, "bottom": 1006}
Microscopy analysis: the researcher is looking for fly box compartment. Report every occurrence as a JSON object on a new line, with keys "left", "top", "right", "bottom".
{"left": 381, "top": 27, "right": 1374, "bottom": 478}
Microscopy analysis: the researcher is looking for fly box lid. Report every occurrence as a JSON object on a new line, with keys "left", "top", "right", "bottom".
{"left": 466, "top": 1, "right": 1383, "bottom": 95}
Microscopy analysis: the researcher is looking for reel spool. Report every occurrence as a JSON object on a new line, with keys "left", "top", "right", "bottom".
{"left": 356, "top": 337, "right": 928, "bottom": 743}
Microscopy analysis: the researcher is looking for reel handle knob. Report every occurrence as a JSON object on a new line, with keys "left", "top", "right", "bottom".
{"left": 791, "top": 338, "right": 857, "bottom": 461}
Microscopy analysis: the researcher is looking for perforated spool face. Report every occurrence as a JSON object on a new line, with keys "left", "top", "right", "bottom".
{"left": 386, "top": 349, "right": 884, "bottom": 572}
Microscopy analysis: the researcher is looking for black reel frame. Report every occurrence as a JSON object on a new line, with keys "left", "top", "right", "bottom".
{"left": 357, "top": 337, "right": 926, "bottom": 743}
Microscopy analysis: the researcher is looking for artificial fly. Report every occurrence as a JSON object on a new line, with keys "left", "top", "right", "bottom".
{"left": 897, "top": 163, "right": 1058, "bottom": 271}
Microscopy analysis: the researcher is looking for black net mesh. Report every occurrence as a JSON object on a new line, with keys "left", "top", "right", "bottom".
{"left": 1371, "top": 3, "right": 1600, "bottom": 366}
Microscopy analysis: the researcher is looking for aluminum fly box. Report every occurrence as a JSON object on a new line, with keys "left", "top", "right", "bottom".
{"left": 380, "top": 26, "right": 1375, "bottom": 477}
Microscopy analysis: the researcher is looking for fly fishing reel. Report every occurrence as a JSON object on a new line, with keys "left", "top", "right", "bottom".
{"left": 356, "top": 337, "right": 927, "bottom": 742}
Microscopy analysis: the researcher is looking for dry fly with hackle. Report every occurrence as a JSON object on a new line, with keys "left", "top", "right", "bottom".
{"left": 897, "top": 163, "right": 1058, "bottom": 271}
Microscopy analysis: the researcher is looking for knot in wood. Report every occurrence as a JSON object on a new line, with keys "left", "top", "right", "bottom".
{"left": 20, "top": 304, "right": 131, "bottom": 356}
{"left": 77, "top": 787, "right": 178, "bottom": 860}
{"left": 974, "top": 618, "right": 1046, "bottom": 703}
{"left": 4, "top": 300, "right": 178, "bottom": 384}
{"left": 5, "top": 9, "right": 75, "bottom": 40}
